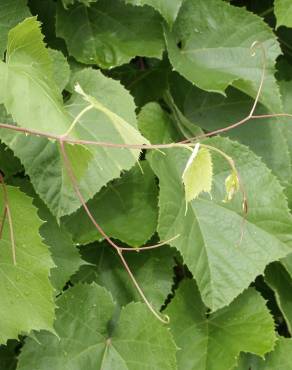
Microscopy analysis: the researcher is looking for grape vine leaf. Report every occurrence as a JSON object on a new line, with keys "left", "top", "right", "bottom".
{"left": 56, "top": 0, "right": 164, "bottom": 69}
{"left": 17, "top": 284, "right": 177, "bottom": 370}
{"left": 148, "top": 136, "right": 292, "bottom": 311}
{"left": 264, "top": 262, "right": 292, "bottom": 335}
{"left": 0, "top": 186, "right": 55, "bottom": 344}
{"left": 63, "top": 162, "right": 158, "bottom": 247}
{"left": 125, "top": 0, "right": 183, "bottom": 26}
{"left": 182, "top": 145, "right": 213, "bottom": 204}
{"left": 71, "top": 243, "right": 175, "bottom": 310}
{"left": 275, "top": 0, "right": 292, "bottom": 29}
{"left": 164, "top": 0, "right": 282, "bottom": 112}
{"left": 0, "top": 0, "right": 30, "bottom": 58}
{"left": 236, "top": 338, "right": 292, "bottom": 370}
{"left": 166, "top": 280, "right": 276, "bottom": 370}
{"left": 169, "top": 73, "right": 292, "bottom": 192}
{"left": 0, "top": 18, "right": 148, "bottom": 217}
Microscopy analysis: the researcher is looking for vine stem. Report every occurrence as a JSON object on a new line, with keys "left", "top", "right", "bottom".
{"left": 59, "top": 139, "right": 169, "bottom": 324}
{"left": 0, "top": 174, "right": 16, "bottom": 265}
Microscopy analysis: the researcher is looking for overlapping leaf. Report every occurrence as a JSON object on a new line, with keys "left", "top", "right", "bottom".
{"left": 275, "top": 0, "right": 292, "bottom": 29}
{"left": 72, "top": 243, "right": 175, "bottom": 309}
{"left": 63, "top": 162, "right": 158, "bottom": 246}
{"left": 0, "top": 18, "right": 148, "bottom": 217}
{"left": 17, "top": 284, "right": 177, "bottom": 370}
{"left": 165, "top": 0, "right": 282, "bottom": 112}
{"left": 149, "top": 136, "right": 292, "bottom": 310}
{"left": 125, "top": 0, "right": 183, "bottom": 26}
{"left": 166, "top": 280, "right": 276, "bottom": 370}
{"left": 0, "top": 0, "right": 30, "bottom": 58}
{"left": 56, "top": 0, "right": 164, "bottom": 69}
{"left": 0, "top": 186, "right": 55, "bottom": 344}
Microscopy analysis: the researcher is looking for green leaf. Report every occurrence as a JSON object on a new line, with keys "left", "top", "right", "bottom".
{"left": 265, "top": 262, "right": 292, "bottom": 335}
{"left": 72, "top": 243, "right": 175, "bottom": 310}
{"left": 236, "top": 338, "right": 292, "bottom": 370}
{"left": 63, "top": 162, "right": 158, "bottom": 247}
{"left": 6, "top": 177, "right": 85, "bottom": 292}
{"left": 275, "top": 0, "right": 292, "bottom": 29}
{"left": 148, "top": 137, "right": 292, "bottom": 310}
{"left": 56, "top": 0, "right": 164, "bottom": 69}
{"left": 138, "top": 102, "right": 181, "bottom": 144}
{"left": 0, "top": 186, "right": 55, "bottom": 344}
{"left": 0, "top": 27, "right": 147, "bottom": 218}
{"left": 48, "top": 48, "right": 70, "bottom": 93}
{"left": 17, "top": 284, "right": 177, "bottom": 370}
{"left": 0, "top": 0, "right": 31, "bottom": 58}
{"left": 165, "top": 0, "right": 282, "bottom": 112}
{"left": 125, "top": 0, "right": 183, "bottom": 26}
{"left": 165, "top": 280, "right": 276, "bottom": 370}
{"left": 182, "top": 145, "right": 213, "bottom": 204}
{"left": 0, "top": 17, "right": 71, "bottom": 134}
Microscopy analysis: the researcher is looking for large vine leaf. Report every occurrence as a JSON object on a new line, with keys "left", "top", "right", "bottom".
{"left": 275, "top": 0, "right": 292, "bottom": 29}
{"left": 0, "top": 0, "right": 30, "bottom": 58}
{"left": 125, "top": 0, "right": 183, "bottom": 26}
{"left": 71, "top": 243, "right": 175, "bottom": 309}
{"left": 168, "top": 73, "right": 292, "bottom": 189}
{"left": 148, "top": 136, "right": 292, "bottom": 311}
{"left": 236, "top": 338, "right": 292, "bottom": 370}
{"left": 0, "top": 18, "right": 148, "bottom": 217}
{"left": 165, "top": 280, "right": 276, "bottom": 370}
{"left": 17, "top": 284, "right": 177, "bottom": 370}
{"left": 62, "top": 0, "right": 96, "bottom": 8}
{"left": 63, "top": 162, "right": 158, "bottom": 247}
{"left": 0, "top": 186, "right": 55, "bottom": 344}
{"left": 56, "top": 0, "right": 164, "bottom": 69}
{"left": 165, "top": 0, "right": 282, "bottom": 112}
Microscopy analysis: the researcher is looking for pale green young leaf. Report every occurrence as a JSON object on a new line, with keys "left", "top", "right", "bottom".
{"left": 182, "top": 145, "right": 213, "bottom": 204}
{"left": 165, "top": 0, "right": 282, "bottom": 112}
{"left": 166, "top": 280, "right": 276, "bottom": 370}
{"left": 224, "top": 170, "right": 240, "bottom": 202}
{"left": 0, "top": 186, "right": 55, "bottom": 344}
{"left": 148, "top": 137, "right": 292, "bottom": 310}
{"left": 56, "top": 0, "right": 164, "bottom": 69}
{"left": 71, "top": 243, "right": 175, "bottom": 310}
{"left": 63, "top": 162, "right": 158, "bottom": 247}
{"left": 0, "top": 0, "right": 31, "bottom": 58}
{"left": 125, "top": 0, "right": 183, "bottom": 25}
{"left": 17, "top": 284, "right": 177, "bottom": 370}
{"left": 275, "top": 0, "right": 292, "bottom": 29}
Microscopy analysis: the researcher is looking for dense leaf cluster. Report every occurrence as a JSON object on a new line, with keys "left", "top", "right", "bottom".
{"left": 1, "top": 0, "right": 292, "bottom": 369}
